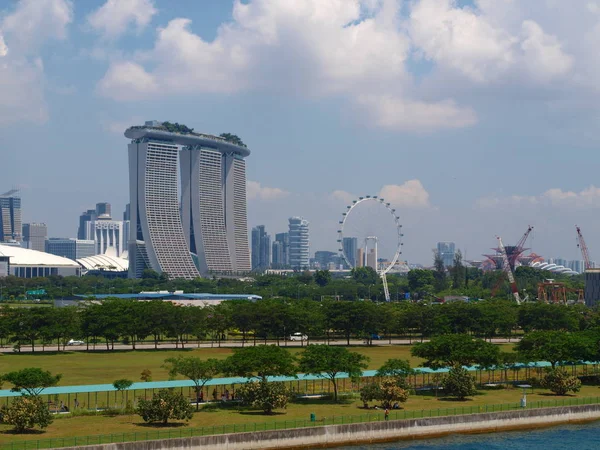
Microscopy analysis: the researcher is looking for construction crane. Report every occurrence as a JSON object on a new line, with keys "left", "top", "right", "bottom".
{"left": 497, "top": 236, "right": 521, "bottom": 305}
{"left": 510, "top": 225, "right": 534, "bottom": 267}
{"left": 576, "top": 225, "right": 592, "bottom": 270}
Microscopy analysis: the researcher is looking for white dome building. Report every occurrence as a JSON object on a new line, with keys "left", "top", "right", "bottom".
{"left": 0, "top": 244, "right": 81, "bottom": 278}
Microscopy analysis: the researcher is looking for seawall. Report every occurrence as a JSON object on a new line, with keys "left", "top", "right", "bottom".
{"left": 59, "top": 404, "right": 600, "bottom": 450}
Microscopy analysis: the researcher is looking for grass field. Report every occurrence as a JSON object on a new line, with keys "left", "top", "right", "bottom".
{"left": 0, "top": 344, "right": 516, "bottom": 386}
{"left": 0, "top": 384, "right": 599, "bottom": 444}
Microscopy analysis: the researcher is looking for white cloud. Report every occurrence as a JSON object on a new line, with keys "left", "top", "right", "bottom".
{"left": 247, "top": 181, "right": 290, "bottom": 201}
{"left": 87, "top": 0, "right": 157, "bottom": 39}
{"left": 97, "top": 61, "right": 158, "bottom": 100}
{"left": 520, "top": 20, "right": 573, "bottom": 81}
{"left": 330, "top": 190, "right": 356, "bottom": 205}
{"left": 0, "top": 35, "right": 7, "bottom": 56}
{"left": 96, "top": 0, "right": 474, "bottom": 131}
{"left": 379, "top": 180, "right": 431, "bottom": 209}
{"left": 477, "top": 186, "right": 600, "bottom": 209}
{"left": 0, "top": 58, "right": 47, "bottom": 125}
{"left": 358, "top": 95, "right": 477, "bottom": 131}
{"left": 408, "top": 0, "right": 516, "bottom": 83}
{"left": 1, "top": 0, "right": 72, "bottom": 53}
{"left": 0, "top": 0, "right": 73, "bottom": 126}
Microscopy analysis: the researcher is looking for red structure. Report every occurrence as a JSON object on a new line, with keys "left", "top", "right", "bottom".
{"left": 484, "top": 226, "right": 534, "bottom": 271}
{"left": 576, "top": 225, "right": 592, "bottom": 270}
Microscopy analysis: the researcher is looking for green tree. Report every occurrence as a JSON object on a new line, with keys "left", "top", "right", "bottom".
{"left": 408, "top": 269, "right": 435, "bottom": 297}
{"left": 140, "top": 369, "right": 152, "bottom": 382}
{"left": 163, "top": 357, "right": 221, "bottom": 410}
{"left": 224, "top": 345, "right": 296, "bottom": 383}
{"left": 515, "top": 331, "right": 588, "bottom": 368}
{"left": 432, "top": 251, "right": 448, "bottom": 292}
{"left": 237, "top": 380, "right": 291, "bottom": 414}
{"left": 298, "top": 345, "right": 369, "bottom": 401}
{"left": 360, "top": 383, "right": 381, "bottom": 408}
{"left": 350, "top": 267, "right": 379, "bottom": 285}
{"left": 376, "top": 359, "right": 412, "bottom": 389}
{"left": 411, "top": 334, "right": 500, "bottom": 369}
{"left": 313, "top": 270, "right": 332, "bottom": 287}
{"left": 2, "top": 368, "right": 62, "bottom": 396}
{"left": 219, "top": 133, "right": 246, "bottom": 147}
{"left": 112, "top": 379, "right": 133, "bottom": 408}
{"left": 1, "top": 395, "right": 53, "bottom": 432}
{"left": 540, "top": 367, "right": 582, "bottom": 395}
{"left": 441, "top": 366, "right": 477, "bottom": 400}
{"left": 136, "top": 389, "right": 194, "bottom": 425}
{"left": 451, "top": 250, "right": 465, "bottom": 290}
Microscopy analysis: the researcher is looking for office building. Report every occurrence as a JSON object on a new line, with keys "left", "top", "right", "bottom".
{"left": 288, "top": 217, "right": 309, "bottom": 270}
{"left": 272, "top": 232, "right": 289, "bottom": 268}
{"left": 585, "top": 269, "right": 600, "bottom": 307}
{"left": 0, "top": 189, "right": 22, "bottom": 243}
{"left": 251, "top": 225, "right": 271, "bottom": 270}
{"left": 342, "top": 237, "right": 358, "bottom": 268}
{"left": 437, "top": 242, "right": 456, "bottom": 267}
{"left": 85, "top": 216, "right": 125, "bottom": 257}
{"left": 315, "top": 250, "right": 336, "bottom": 269}
{"left": 126, "top": 121, "right": 251, "bottom": 278}
{"left": 22, "top": 223, "right": 47, "bottom": 252}
{"left": 77, "top": 209, "right": 96, "bottom": 240}
{"left": 95, "top": 202, "right": 111, "bottom": 217}
{"left": 46, "top": 238, "right": 95, "bottom": 260}
{"left": 123, "top": 204, "right": 130, "bottom": 221}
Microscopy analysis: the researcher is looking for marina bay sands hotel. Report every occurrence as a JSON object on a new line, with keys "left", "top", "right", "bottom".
{"left": 125, "top": 121, "right": 251, "bottom": 279}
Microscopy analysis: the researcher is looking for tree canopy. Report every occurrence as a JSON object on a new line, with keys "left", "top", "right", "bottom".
{"left": 298, "top": 344, "right": 369, "bottom": 401}
{"left": 163, "top": 356, "right": 221, "bottom": 410}
{"left": 223, "top": 345, "right": 296, "bottom": 382}
{"left": 2, "top": 368, "right": 62, "bottom": 396}
{"left": 219, "top": 133, "right": 247, "bottom": 147}
{"left": 411, "top": 334, "right": 500, "bottom": 369}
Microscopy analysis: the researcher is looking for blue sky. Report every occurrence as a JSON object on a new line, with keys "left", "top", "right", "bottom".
{"left": 1, "top": 0, "right": 600, "bottom": 265}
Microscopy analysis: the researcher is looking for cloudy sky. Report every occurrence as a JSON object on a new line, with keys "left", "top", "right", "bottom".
{"left": 1, "top": 0, "right": 600, "bottom": 265}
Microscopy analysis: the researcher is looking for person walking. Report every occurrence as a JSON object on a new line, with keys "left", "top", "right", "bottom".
{"left": 384, "top": 407, "right": 389, "bottom": 421}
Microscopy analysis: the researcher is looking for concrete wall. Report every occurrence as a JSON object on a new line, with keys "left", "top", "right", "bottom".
{"left": 61, "top": 404, "right": 600, "bottom": 450}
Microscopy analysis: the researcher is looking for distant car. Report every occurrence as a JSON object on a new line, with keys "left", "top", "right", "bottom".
{"left": 67, "top": 339, "right": 84, "bottom": 346}
{"left": 288, "top": 332, "right": 308, "bottom": 341}
{"left": 371, "top": 334, "right": 383, "bottom": 340}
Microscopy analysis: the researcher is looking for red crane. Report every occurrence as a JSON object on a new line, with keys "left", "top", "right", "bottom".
{"left": 509, "top": 225, "right": 534, "bottom": 267}
{"left": 576, "top": 225, "right": 592, "bottom": 270}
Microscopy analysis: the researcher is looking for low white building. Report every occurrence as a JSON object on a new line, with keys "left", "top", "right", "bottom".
{"left": 0, "top": 244, "right": 81, "bottom": 278}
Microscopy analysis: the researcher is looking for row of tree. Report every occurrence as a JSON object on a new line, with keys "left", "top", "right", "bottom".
{"left": 0, "top": 263, "right": 584, "bottom": 303}
{"left": 1, "top": 299, "right": 596, "bottom": 351}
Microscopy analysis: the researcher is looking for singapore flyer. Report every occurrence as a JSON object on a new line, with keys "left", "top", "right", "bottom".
{"left": 337, "top": 196, "right": 403, "bottom": 301}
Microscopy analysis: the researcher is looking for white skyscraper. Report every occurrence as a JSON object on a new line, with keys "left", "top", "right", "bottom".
{"left": 288, "top": 217, "right": 309, "bottom": 270}
{"left": 126, "top": 121, "right": 251, "bottom": 278}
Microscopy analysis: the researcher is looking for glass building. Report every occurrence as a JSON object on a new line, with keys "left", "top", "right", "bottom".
{"left": 437, "top": 241, "right": 456, "bottom": 267}
{"left": 289, "top": 217, "right": 309, "bottom": 270}
{"left": 0, "top": 189, "right": 22, "bottom": 243}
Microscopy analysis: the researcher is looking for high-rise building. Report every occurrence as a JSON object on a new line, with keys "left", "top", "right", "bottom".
{"left": 95, "top": 202, "right": 111, "bottom": 218}
{"left": 272, "top": 232, "right": 289, "bottom": 268}
{"left": 123, "top": 204, "right": 130, "bottom": 221}
{"left": 85, "top": 216, "right": 125, "bottom": 257}
{"left": 288, "top": 217, "right": 309, "bottom": 270}
{"left": 251, "top": 225, "right": 271, "bottom": 270}
{"left": 315, "top": 250, "right": 336, "bottom": 269}
{"left": 342, "top": 237, "right": 358, "bottom": 268}
{"left": 77, "top": 209, "right": 96, "bottom": 240}
{"left": 126, "top": 121, "right": 251, "bottom": 278}
{"left": 437, "top": 242, "right": 456, "bottom": 267}
{"left": 22, "top": 223, "right": 47, "bottom": 252}
{"left": 585, "top": 269, "right": 600, "bottom": 307}
{"left": 0, "top": 189, "right": 22, "bottom": 243}
{"left": 46, "top": 238, "right": 95, "bottom": 260}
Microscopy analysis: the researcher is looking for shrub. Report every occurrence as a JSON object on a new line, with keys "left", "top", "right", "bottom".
{"left": 441, "top": 366, "right": 477, "bottom": 400}
{"left": 359, "top": 383, "right": 381, "bottom": 408}
{"left": 136, "top": 389, "right": 193, "bottom": 424}
{"left": 541, "top": 368, "right": 582, "bottom": 396}
{"left": 237, "top": 381, "right": 290, "bottom": 414}
{"left": 1, "top": 396, "right": 53, "bottom": 432}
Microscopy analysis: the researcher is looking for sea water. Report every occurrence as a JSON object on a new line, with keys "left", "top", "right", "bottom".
{"left": 335, "top": 421, "right": 600, "bottom": 449}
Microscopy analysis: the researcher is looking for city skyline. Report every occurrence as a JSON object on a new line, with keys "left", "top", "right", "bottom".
{"left": 3, "top": 1, "right": 600, "bottom": 265}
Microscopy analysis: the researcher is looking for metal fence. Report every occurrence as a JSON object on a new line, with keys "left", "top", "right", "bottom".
{"left": 2, "top": 396, "right": 600, "bottom": 450}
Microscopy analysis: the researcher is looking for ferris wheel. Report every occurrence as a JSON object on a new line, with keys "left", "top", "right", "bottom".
{"left": 337, "top": 196, "right": 404, "bottom": 301}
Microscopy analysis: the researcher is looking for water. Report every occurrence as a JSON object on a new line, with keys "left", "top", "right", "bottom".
{"left": 335, "top": 421, "right": 600, "bottom": 449}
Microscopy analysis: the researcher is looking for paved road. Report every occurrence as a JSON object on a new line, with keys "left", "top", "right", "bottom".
{"left": 1, "top": 337, "right": 520, "bottom": 353}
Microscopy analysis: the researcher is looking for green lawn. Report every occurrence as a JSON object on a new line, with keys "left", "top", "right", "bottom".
{"left": 0, "top": 345, "right": 438, "bottom": 386}
{"left": 0, "top": 383, "right": 598, "bottom": 444}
